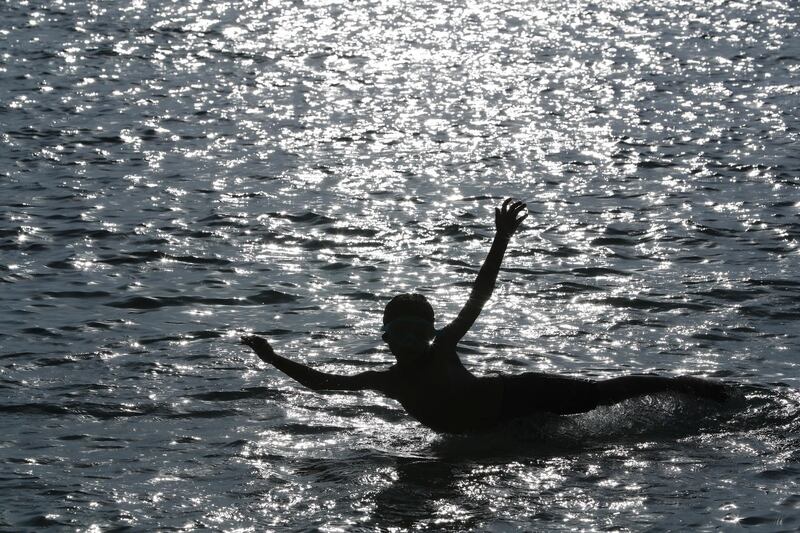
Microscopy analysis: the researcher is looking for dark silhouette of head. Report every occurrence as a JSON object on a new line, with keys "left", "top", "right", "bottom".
{"left": 382, "top": 294, "right": 435, "bottom": 364}
{"left": 383, "top": 293, "right": 434, "bottom": 326}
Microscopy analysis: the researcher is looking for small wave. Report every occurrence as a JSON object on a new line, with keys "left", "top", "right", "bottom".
{"left": 187, "top": 330, "right": 223, "bottom": 339}
{"left": 35, "top": 356, "right": 80, "bottom": 367}
{"left": 745, "top": 278, "right": 800, "bottom": 289}
{"left": 42, "top": 290, "right": 112, "bottom": 299}
{"left": 735, "top": 514, "right": 786, "bottom": 527}
{"left": 167, "top": 408, "right": 242, "bottom": 419}
{"left": 0, "top": 403, "right": 71, "bottom": 416}
{"left": 85, "top": 320, "right": 115, "bottom": 329}
{"left": 45, "top": 259, "right": 76, "bottom": 270}
{"left": 1, "top": 273, "right": 33, "bottom": 283}
{"left": 571, "top": 267, "right": 631, "bottom": 277}
{"left": 547, "top": 282, "right": 603, "bottom": 294}
{"left": 756, "top": 467, "right": 800, "bottom": 480}
{"left": 691, "top": 331, "right": 744, "bottom": 342}
{"left": 137, "top": 330, "right": 223, "bottom": 345}
{"left": 197, "top": 213, "right": 250, "bottom": 227}
{"left": 330, "top": 403, "right": 405, "bottom": 421}
{"left": 98, "top": 251, "right": 230, "bottom": 266}
{"left": 637, "top": 159, "right": 674, "bottom": 168}
{"left": 80, "top": 134, "right": 126, "bottom": 145}
{"left": 530, "top": 245, "right": 582, "bottom": 257}
{"left": 50, "top": 228, "right": 117, "bottom": 239}
{"left": 692, "top": 223, "right": 740, "bottom": 238}
{"left": 343, "top": 291, "right": 382, "bottom": 301}
{"left": 277, "top": 422, "right": 344, "bottom": 435}
{"left": 0, "top": 352, "right": 36, "bottom": 360}
{"left": 221, "top": 438, "right": 248, "bottom": 448}
{"left": 16, "top": 515, "right": 70, "bottom": 528}
{"left": 273, "top": 211, "right": 336, "bottom": 225}
{"left": 189, "top": 387, "right": 285, "bottom": 402}
{"left": 300, "top": 237, "right": 345, "bottom": 250}
{"left": 173, "top": 255, "right": 231, "bottom": 265}
{"left": 320, "top": 262, "right": 350, "bottom": 270}
{"left": 324, "top": 226, "right": 379, "bottom": 238}
{"left": 20, "top": 327, "right": 62, "bottom": 337}
{"left": 106, "top": 290, "right": 298, "bottom": 308}
{"left": 673, "top": 255, "right": 708, "bottom": 263}
{"left": 56, "top": 434, "right": 89, "bottom": 441}
{"left": 689, "top": 288, "right": 765, "bottom": 302}
{"left": 738, "top": 305, "right": 800, "bottom": 320}
{"left": 254, "top": 328, "right": 293, "bottom": 335}
{"left": 246, "top": 290, "right": 299, "bottom": 304}
{"left": 0, "top": 400, "right": 246, "bottom": 420}
{"left": 106, "top": 296, "right": 187, "bottom": 309}
{"left": 0, "top": 401, "right": 165, "bottom": 419}
{"left": 138, "top": 335, "right": 186, "bottom": 345}
{"left": 595, "top": 296, "right": 712, "bottom": 312}
{"left": 590, "top": 237, "right": 638, "bottom": 246}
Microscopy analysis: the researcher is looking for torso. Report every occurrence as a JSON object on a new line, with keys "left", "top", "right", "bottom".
{"left": 382, "top": 343, "right": 503, "bottom": 433}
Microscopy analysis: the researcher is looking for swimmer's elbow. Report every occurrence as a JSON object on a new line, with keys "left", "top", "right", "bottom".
{"left": 299, "top": 372, "right": 350, "bottom": 392}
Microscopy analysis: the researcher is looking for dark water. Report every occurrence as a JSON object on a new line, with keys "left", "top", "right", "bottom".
{"left": 1, "top": 0, "right": 799, "bottom": 530}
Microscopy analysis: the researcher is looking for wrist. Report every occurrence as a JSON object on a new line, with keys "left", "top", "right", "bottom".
{"left": 258, "top": 349, "right": 277, "bottom": 364}
{"left": 495, "top": 230, "right": 512, "bottom": 242}
{"left": 254, "top": 342, "right": 277, "bottom": 360}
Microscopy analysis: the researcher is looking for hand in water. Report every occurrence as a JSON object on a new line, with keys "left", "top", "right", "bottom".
{"left": 495, "top": 198, "right": 528, "bottom": 238}
{"left": 241, "top": 335, "right": 276, "bottom": 364}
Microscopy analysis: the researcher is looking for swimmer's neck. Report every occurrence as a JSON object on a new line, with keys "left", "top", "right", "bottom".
{"left": 391, "top": 349, "right": 434, "bottom": 372}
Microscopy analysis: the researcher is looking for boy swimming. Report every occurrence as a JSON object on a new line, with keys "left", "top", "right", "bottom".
{"left": 241, "top": 199, "right": 726, "bottom": 433}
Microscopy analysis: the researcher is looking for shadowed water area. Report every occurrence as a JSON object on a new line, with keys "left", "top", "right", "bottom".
{"left": 1, "top": 0, "right": 799, "bottom": 530}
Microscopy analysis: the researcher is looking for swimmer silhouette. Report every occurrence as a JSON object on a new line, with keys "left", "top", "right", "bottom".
{"left": 241, "top": 199, "right": 726, "bottom": 433}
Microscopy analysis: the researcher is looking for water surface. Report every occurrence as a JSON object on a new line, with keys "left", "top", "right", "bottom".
{"left": 1, "top": 0, "right": 799, "bottom": 530}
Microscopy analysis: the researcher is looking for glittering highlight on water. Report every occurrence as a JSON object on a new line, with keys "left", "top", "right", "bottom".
{"left": 1, "top": 0, "right": 799, "bottom": 530}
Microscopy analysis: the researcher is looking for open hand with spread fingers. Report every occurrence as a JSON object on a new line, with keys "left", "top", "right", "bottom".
{"left": 241, "top": 335, "right": 276, "bottom": 364}
{"left": 495, "top": 198, "right": 528, "bottom": 238}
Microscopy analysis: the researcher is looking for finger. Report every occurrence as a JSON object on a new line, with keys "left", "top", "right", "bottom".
{"left": 502, "top": 198, "right": 513, "bottom": 212}
{"left": 515, "top": 212, "right": 529, "bottom": 225}
{"left": 510, "top": 202, "right": 527, "bottom": 216}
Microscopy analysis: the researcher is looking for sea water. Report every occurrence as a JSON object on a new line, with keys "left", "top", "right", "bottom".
{"left": 1, "top": 0, "right": 799, "bottom": 530}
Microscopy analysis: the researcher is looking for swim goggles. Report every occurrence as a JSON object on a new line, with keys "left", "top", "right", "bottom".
{"left": 381, "top": 317, "right": 438, "bottom": 339}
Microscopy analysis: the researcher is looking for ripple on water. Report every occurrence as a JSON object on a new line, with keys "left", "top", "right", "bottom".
{"left": 1, "top": 0, "right": 800, "bottom": 530}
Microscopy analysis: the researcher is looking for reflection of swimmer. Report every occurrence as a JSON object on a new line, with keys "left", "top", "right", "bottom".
{"left": 242, "top": 199, "right": 727, "bottom": 434}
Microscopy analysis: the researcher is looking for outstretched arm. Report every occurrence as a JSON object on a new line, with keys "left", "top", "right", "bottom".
{"left": 436, "top": 198, "right": 527, "bottom": 347}
{"left": 241, "top": 335, "right": 391, "bottom": 393}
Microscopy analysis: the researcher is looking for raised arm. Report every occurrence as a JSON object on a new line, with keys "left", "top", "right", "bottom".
{"left": 436, "top": 199, "right": 527, "bottom": 347}
{"left": 241, "top": 335, "right": 392, "bottom": 393}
